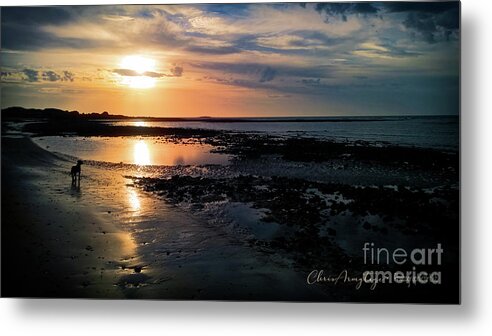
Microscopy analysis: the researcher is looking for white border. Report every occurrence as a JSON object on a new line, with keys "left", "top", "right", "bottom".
{"left": 2, "top": 0, "right": 491, "bottom": 335}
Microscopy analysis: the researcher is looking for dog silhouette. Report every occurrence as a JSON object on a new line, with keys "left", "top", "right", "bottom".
{"left": 71, "top": 160, "right": 83, "bottom": 185}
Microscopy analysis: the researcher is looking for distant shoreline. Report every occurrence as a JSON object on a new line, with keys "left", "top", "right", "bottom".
{"left": 1, "top": 106, "right": 458, "bottom": 123}
{"left": 99, "top": 115, "right": 458, "bottom": 123}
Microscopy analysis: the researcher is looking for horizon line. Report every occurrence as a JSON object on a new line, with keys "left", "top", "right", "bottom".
{"left": 1, "top": 106, "right": 459, "bottom": 120}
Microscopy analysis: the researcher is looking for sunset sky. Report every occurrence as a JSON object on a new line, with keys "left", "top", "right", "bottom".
{"left": 1, "top": 2, "right": 460, "bottom": 117}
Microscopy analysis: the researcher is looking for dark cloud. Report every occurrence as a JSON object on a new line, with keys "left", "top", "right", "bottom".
{"left": 136, "top": 8, "right": 156, "bottom": 19}
{"left": 112, "top": 65, "right": 184, "bottom": 78}
{"left": 42, "top": 71, "right": 62, "bottom": 82}
{"left": 301, "top": 78, "right": 322, "bottom": 86}
{"left": 2, "top": 7, "right": 78, "bottom": 51}
{"left": 197, "top": 61, "right": 336, "bottom": 94}
{"left": 259, "top": 67, "right": 276, "bottom": 83}
{"left": 22, "top": 69, "right": 40, "bottom": 82}
{"left": 113, "top": 69, "right": 140, "bottom": 77}
{"left": 142, "top": 71, "right": 163, "bottom": 78}
{"left": 192, "top": 61, "right": 333, "bottom": 82}
{"left": 43, "top": 70, "right": 75, "bottom": 82}
{"left": 1, "top": 6, "right": 211, "bottom": 53}
{"left": 382, "top": 2, "right": 458, "bottom": 14}
{"left": 203, "top": 4, "right": 252, "bottom": 17}
{"left": 1, "top": 23, "right": 105, "bottom": 51}
{"left": 1, "top": 6, "right": 117, "bottom": 51}
{"left": 383, "top": 2, "right": 459, "bottom": 43}
{"left": 403, "top": 9, "right": 459, "bottom": 43}
{"left": 5, "top": 69, "right": 76, "bottom": 83}
{"left": 290, "top": 30, "right": 341, "bottom": 48}
{"left": 203, "top": 74, "right": 332, "bottom": 96}
{"left": 203, "top": 76, "right": 271, "bottom": 90}
{"left": 1, "top": 6, "right": 73, "bottom": 26}
{"left": 315, "top": 3, "right": 379, "bottom": 22}
{"left": 312, "top": 2, "right": 459, "bottom": 44}
{"left": 169, "top": 66, "right": 183, "bottom": 77}
{"left": 185, "top": 45, "right": 241, "bottom": 55}
{"left": 63, "top": 71, "right": 75, "bottom": 82}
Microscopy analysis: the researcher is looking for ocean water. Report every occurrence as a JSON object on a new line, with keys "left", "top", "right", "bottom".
{"left": 105, "top": 116, "right": 459, "bottom": 151}
{"left": 33, "top": 116, "right": 458, "bottom": 166}
{"left": 33, "top": 137, "right": 231, "bottom": 166}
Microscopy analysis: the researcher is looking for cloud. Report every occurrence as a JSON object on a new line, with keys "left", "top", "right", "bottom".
{"left": 0, "top": 6, "right": 106, "bottom": 51}
{"left": 169, "top": 65, "right": 183, "bottom": 77}
{"left": 315, "top": 3, "right": 379, "bottom": 22}
{"left": 42, "top": 70, "right": 61, "bottom": 82}
{"left": 0, "top": 6, "right": 183, "bottom": 52}
{"left": 202, "top": 76, "right": 272, "bottom": 90}
{"left": 192, "top": 61, "right": 333, "bottom": 82}
{"left": 1, "top": 68, "right": 77, "bottom": 83}
{"left": 259, "top": 67, "right": 276, "bottom": 82}
{"left": 113, "top": 68, "right": 140, "bottom": 77}
{"left": 1, "top": 23, "right": 106, "bottom": 51}
{"left": 402, "top": 10, "right": 459, "bottom": 43}
{"left": 141, "top": 71, "right": 163, "bottom": 78}
{"left": 267, "top": 93, "right": 292, "bottom": 99}
{"left": 22, "top": 69, "right": 40, "bottom": 82}
{"left": 63, "top": 71, "right": 75, "bottom": 82}
{"left": 42, "top": 70, "right": 76, "bottom": 82}
{"left": 382, "top": 2, "right": 459, "bottom": 43}
{"left": 353, "top": 42, "right": 422, "bottom": 59}
{"left": 1, "top": 6, "right": 74, "bottom": 26}
{"left": 112, "top": 65, "right": 184, "bottom": 78}
{"left": 0, "top": 3, "right": 460, "bottom": 117}
{"left": 301, "top": 78, "right": 321, "bottom": 86}
{"left": 255, "top": 30, "right": 343, "bottom": 51}
{"left": 312, "top": 2, "right": 459, "bottom": 44}
{"left": 185, "top": 45, "right": 240, "bottom": 55}
{"left": 382, "top": 2, "right": 457, "bottom": 14}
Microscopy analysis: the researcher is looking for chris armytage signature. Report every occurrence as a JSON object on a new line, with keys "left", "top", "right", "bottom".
{"left": 307, "top": 269, "right": 365, "bottom": 290}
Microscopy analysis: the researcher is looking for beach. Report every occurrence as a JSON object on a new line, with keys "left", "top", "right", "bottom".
{"left": 2, "top": 137, "right": 126, "bottom": 298}
{"left": 1, "top": 136, "right": 328, "bottom": 300}
{"left": 1, "top": 113, "right": 459, "bottom": 302}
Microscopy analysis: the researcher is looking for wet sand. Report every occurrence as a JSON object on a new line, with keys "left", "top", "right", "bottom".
{"left": 1, "top": 115, "right": 459, "bottom": 302}
{"left": 1, "top": 136, "right": 326, "bottom": 300}
{"left": 1, "top": 137, "right": 126, "bottom": 298}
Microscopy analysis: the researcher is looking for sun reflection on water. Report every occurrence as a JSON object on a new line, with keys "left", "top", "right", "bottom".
{"left": 128, "top": 189, "right": 141, "bottom": 211}
{"left": 133, "top": 140, "right": 151, "bottom": 165}
{"left": 134, "top": 121, "right": 147, "bottom": 127}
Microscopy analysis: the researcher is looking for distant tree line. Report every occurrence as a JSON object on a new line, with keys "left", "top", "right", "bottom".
{"left": 1, "top": 106, "right": 129, "bottom": 121}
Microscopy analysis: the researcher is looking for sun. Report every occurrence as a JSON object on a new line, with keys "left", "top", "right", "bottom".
{"left": 118, "top": 55, "right": 157, "bottom": 89}
{"left": 120, "top": 55, "right": 156, "bottom": 74}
